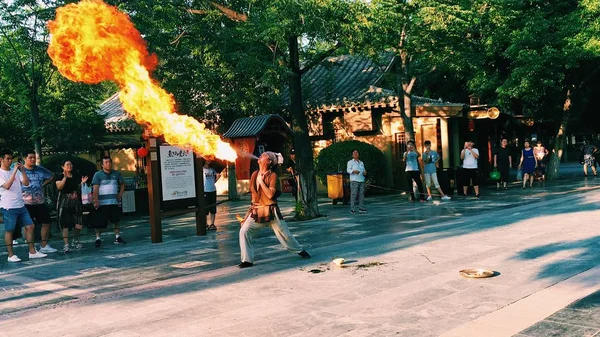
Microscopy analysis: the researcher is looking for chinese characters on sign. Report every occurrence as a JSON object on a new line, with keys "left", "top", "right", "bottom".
{"left": 159, "top": 145, "right": 196, "bottom": 201}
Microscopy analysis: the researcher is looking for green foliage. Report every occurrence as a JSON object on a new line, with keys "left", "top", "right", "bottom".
{"left": 42, "top": 154, "right": 97, "bottom": 179}
{"left": 467, "top": 0, "right": 600, "bottom": 119}
{"left": 0, "top": 0, "right": 112, "bottom": 154}
{"left": 315, "top": 140, "right": 386, "bottom": 188}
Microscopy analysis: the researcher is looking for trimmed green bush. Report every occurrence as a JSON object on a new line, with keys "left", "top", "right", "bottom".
{"left": 315, "top": 140, "right": 386, "bottom": 188}
{"left": 42, "top": 154, "right": 97, "bottom": 178}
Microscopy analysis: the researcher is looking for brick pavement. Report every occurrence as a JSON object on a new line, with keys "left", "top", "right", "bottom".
{"left": 0, "top": 169, "right": 599, "bottom": 336}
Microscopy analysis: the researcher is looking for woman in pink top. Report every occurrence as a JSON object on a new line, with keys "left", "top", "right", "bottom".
{"left": 533, "top": 141, "right": 549, "bottom": 181}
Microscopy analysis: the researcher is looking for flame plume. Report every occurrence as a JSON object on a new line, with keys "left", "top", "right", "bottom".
{"left": 47, "top": 0, "right": 237, "bottom": 161}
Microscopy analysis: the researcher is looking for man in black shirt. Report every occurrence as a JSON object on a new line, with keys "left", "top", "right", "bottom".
{"left": 494, "top": 138, "right": 512, "bottom": 190}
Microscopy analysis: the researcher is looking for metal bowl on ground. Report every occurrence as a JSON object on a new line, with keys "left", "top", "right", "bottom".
{"left": 459, "top": 268, "right": 497, "bottom": 278}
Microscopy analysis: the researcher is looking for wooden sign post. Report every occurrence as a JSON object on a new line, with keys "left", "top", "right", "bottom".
{"left": 145, "top": 136, "right": 207, "bottom": 243}
{"left": 194, "top": 156, "right": 206, "bottom": 236}
{"left": 147, "top": 137, "right": 162, "bottom": 243}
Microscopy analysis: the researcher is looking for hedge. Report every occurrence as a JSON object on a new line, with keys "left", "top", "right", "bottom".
{"left": 315, "top": 140, "right": 386, "bottom": 188}
{"left": 42, "top": 154, "right": 98, "bottom": 178}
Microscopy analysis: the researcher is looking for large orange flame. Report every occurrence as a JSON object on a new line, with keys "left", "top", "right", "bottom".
{"left": 47, "top": 0, "right": 237, "bottom": 161}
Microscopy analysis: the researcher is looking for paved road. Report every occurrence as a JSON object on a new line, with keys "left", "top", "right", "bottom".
{"left": 0, "top": 165, "right": 599, "bottom": 336}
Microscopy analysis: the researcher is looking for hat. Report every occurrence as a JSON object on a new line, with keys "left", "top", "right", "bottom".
{"left": 264, "top": 151, "right": 284, "bottom": 167}
{"left": 290, "top": 148, "right": 295, "bottom": 155}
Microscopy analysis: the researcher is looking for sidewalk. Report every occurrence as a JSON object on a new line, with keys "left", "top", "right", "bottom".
{"left": 0, "top": 171, "right": 599, "bottom": 336}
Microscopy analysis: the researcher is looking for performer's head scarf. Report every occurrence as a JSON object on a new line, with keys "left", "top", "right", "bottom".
{"left": 264, "top": 151, "right": 283, "bottom": 169}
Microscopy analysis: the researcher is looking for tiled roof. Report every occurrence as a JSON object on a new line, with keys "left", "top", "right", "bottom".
{"left": 97, "top": 93, "right": 138, "bottom": 133}
{"left": 282, "top": 54, "right": 464, "bottom": 111}
{"left": 96, "top": 133, "right": 142, "bottom": 149}
{"left": 222, "top": 114, "right": 292, "bottom": 139}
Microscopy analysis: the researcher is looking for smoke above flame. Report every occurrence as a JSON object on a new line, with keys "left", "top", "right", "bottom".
{"left": 47, "top": 0, "right": 237, "bottom": 161}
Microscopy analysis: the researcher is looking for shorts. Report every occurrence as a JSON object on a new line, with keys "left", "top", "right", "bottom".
{"left": 89, "top": 204, "right": 121, "bottom": 229}
{"left": 463, "top": 168, "right": 479, "bottom": 186}
{"left": 1, "top": 207, "right": 34, "bottom": 231}
{"left": 423, "top": 173, "right": 440, "bottom": 189}
{"left": 204, "top": 191, "right": 217, "bottom": 215}
{"left": 25, "top": 204, "right": 52, "bottom": 224}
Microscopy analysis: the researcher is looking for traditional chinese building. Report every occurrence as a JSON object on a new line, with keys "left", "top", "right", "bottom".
{"left": 281, "top": 54, "right": 466, "bottom": 189}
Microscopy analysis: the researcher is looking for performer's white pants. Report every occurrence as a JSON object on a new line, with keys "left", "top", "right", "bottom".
{"left": 239, "top": 212, "right": 303, "bottom": 263}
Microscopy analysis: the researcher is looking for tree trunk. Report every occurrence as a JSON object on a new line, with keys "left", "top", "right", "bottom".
{"left": 29, "top": 81, "right": 43, "bottom": 164}
{"left": 546, "top": 89, "right": 572, "bottom": 180}
{"left": 395, "top": 54, "right": 414, "bottom": 141}
{"left": 288, "top": 35, "right": 320, "bottom": 220}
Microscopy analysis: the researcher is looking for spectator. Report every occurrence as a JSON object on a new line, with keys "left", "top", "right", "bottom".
{"left": 403, "top": 140, "right": 426, "bottom": 202}
{"left": 91, "top": 156, "right": 126, "bottom": 247}
{"left": 533, "top": 140, "right": 549, "bottom": 181}
{"left": 461, "top": 141, "right": 480, "bottom": 198}
{"left": 203, "top": 159, "right": 219, "bottom": 231}
{"left": 56, "top": 160, "right": 87, "bottom": 252}
{"left": 21, "top": 149, "right": 57, "bottom": 253}
{"left": 238, "top": 151, "right": 310, "bottom": 268}
{"left": 347, "top": 149, "right": 367, "bottom": 213}
{"left": 0, "top": 148, "right": 47, "bottom": 262}
{"left": 519, "top": 139, "right": 537, "bottom": 189}
{"left": 422, "top": 141, "right": 451, "bottom": 201}
{"left": 494, "top": 138, "right": 512, "bottom": 190}
{"left": 286, "top": 148, "right": 298, "bottom": 203}
{"left": 580, "top": 140, "right": 597, "bottom": 177}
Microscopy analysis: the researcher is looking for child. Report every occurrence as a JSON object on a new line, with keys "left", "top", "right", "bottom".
{"left": 422, "top": 141, "right": 451, "bottom": 201}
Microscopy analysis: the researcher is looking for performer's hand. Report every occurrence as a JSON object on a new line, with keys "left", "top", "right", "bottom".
{"left": 256, "top": 173, "right": 264, "bottom": 186}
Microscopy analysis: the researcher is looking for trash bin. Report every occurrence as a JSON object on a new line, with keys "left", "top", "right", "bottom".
{"left": 327, "top": 173, "right": 350, "bottom": 205}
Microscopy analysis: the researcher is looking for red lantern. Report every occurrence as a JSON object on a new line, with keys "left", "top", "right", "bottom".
{"left": 468, "top": 119, "right": 475, "bottom": 132}
{"left": 137, "top": 147, "right": 149, "bottom": 158}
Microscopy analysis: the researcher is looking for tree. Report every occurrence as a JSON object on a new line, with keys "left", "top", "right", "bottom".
{"left": 365, "top": 0, "right": 475, "bottom": 141}
{"left": 184, "top": 0, "right": 367, "bottom": 219}
{"left": 0, "top": 0, "right": 109, "bottom": 156}
{"left": 108, "top": 0, "right": 285, "bottom": 130}
{"left": 468, "top": 0, "right": 600, "bottom": 179}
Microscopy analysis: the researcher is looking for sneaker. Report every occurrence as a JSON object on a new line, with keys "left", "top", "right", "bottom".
{"left": 350, "top": 209, "right": 356, "bottom": 214}
{"left": 63, "top": 244, "right": 70, "bottom": 253}
{"left": 426, "top": 195, "right": 432, "bottom": 201}
{"left": 94, "top": 239, "right": 101, "bottom": 248}
{"left": 12, "top": 240, "right": 19, "bottom": 246}
{"left": 7, "top": 255, "right": 21, "bottom": 262}
{"left": 238, "top": 261, "right": 254, "bottom": 268}
{"left": 114, "top": 236, "right": 126, "bottom": 244}
{"left": 441, "top": 195, "right": 451, "bottom": 201}
{"left": 359, "top": 208, "right": 367, "bottom": 213}
{"left": 39, "top": 244, "right": 57, "bottom": 253}
{"left": 29, "top": 251, "right": 47, "bottom": 259}
{"left": 475, "top": 194, "right": 481, "bottom": 199}
{"left": 298, "top": 250, "right": 311, "bottom": 259}
{"left": 73, "top": 240, "right": 83, "bottom": 250}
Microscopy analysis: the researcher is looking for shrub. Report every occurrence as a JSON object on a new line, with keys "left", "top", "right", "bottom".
{"left": 315, "top": 140, "right": 386, "bottom": 188}
{"left": 42, "top": 154, "right": 97, "bottom": 178}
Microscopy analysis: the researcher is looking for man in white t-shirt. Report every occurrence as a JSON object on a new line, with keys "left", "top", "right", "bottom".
{"left": 460, "top": 141, "right": 480, "bottom": 198}
{"left": 0, "top": 149, "right": 47, "bottom": 262}
{"left": 203, "top": 160, "right": 220, "bottom": 230}
{"left": 346, "top": 149, "right": 367, "bottom": 214}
